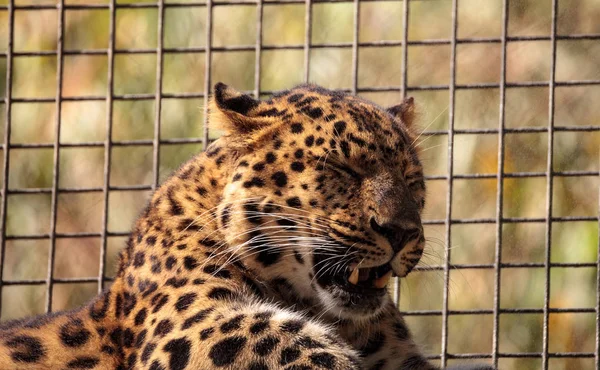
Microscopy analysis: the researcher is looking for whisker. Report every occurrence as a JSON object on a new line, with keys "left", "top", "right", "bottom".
{"left": 412, "top": 104, "right": 449, "bottom": 147}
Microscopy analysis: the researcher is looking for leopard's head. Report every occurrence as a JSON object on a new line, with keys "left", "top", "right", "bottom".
{"left": 210, "top": 83, "right": 426, "bottom": 320}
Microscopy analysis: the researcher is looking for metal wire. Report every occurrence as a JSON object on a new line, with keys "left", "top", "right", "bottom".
{"left": 254, "top": 0, "right": 264, "bottom": 99}
{"left": 3, "top": 34, "right": 600, "bottom": 59}
{"left": 0, "top": 0, "right": 598, "bottom": 367}
{"left": 597, "top": 172, "right": 600, "bottom": 369}
{"left": 0, "top": 0, "right": 14, "bottom": 314}
{"left": 440, "top": 0, "right": 458, "bottom": 365}
{"left": 202, "top": 0, "right": 213, "bottom": 150}
{"left": 98, "top": 0, "right": 116, "bottom": 293}
{"left": 303, "top": 0, "right": 312, "bottom": 83}
{"left": 542, "top": 1, "right": 559, "bottom": 368}
{"left": 153, "top": 0, "right": 166, "bottom": 189}
{"left": 350, "top": 0, "right": 359, "bottom": 96}
{"left": 44, "top": 0, "right": 65, "bottom": 313}
{"left": 492, "top": 1, "right": 509, "bottom": 367}
{"left": 394, "top": 0, "right": 410, "bottom": 306}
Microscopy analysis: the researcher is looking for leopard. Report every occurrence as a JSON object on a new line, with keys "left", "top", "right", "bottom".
{"left": 0, "top": 83, "right": 494, "bottom": 370}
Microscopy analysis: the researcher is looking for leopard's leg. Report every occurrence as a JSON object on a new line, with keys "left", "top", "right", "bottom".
{"left": 337, "top": 302, "right": 495, "bottom": 370}
{"left": 138, "top": 296, "right": 361, "bottom": 370}
{"left": 336, "top": 302, "right": 435, "bottom": 370}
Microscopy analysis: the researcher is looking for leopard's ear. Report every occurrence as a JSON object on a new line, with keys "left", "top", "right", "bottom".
{"left": 214, "top": 82, "right": 259, "bottom": 117}
{"left": 387, "top": 97, "right": 416, "bottom": 129}
{"left": 209, "top": 82, "right": 275, "bottom": 135}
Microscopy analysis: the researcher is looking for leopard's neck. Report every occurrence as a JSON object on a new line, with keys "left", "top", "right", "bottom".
{"left": 113, "top": 140, "right": 240, "bottom": 290}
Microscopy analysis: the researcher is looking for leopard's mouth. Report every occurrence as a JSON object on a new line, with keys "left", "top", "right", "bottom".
{"left": 330, "top": 262, "right": 394, "bottom": 296}
{"left": 312, "top": 248, "right": 396, "bottom": 303}
{"left": 313, "top": 251, "right": 397, "bottom": 316}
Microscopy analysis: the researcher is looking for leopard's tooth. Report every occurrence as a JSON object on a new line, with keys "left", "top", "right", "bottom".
{"left": 348, "top": 267, "right": 359, "bottom": 285}
{"left": 373, "top": 270, "right": 393, "bottom": 289}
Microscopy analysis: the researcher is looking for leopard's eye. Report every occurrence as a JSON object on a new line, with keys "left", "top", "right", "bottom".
{"left": 408, "top": 180, "right": 425, "bottom": 191}
{"left": 405, "top": 172, "right": 424, "bottom": 191}
{"left": 340, "top": 165, "right": 362, "bottom": 179}
{"left": 328, "top": 162, "right": 362, "bottom": 180}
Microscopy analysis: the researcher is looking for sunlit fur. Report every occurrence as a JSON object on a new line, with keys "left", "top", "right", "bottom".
{"left": 0, "top": 84, "right": 496, "bottom": 370}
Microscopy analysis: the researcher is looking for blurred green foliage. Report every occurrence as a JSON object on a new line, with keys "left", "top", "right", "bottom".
{"left": 0, "top": 0, "right": 599, "bottom": 369}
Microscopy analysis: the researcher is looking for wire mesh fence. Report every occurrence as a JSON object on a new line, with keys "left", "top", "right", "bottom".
{"left": 0, "top": 0, "right": 599, "bottom": 369}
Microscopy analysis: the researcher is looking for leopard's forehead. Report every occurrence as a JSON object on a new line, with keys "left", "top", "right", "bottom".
{"left": 253, "top": 85, "right": 414, "bottom": 165}
{"left": 266, "top": 85, "right": 391, "bottom": 125}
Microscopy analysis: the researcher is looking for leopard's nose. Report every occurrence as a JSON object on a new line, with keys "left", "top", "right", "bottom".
{"left": 370, "top": 217, "right": 421, "bottom": 254}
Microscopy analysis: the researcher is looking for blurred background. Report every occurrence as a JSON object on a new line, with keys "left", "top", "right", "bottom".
{"left": 0, "top": 0, "right": 598, "bottom": 369}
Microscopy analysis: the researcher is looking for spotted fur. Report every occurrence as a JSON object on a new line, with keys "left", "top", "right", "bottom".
{"left": 0, "top": 84, "right": 493, "bottom": 370}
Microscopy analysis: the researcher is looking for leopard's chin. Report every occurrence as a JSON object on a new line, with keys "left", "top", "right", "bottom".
{"left": 314, "top": 284, "right": 390, "bottom": 320}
